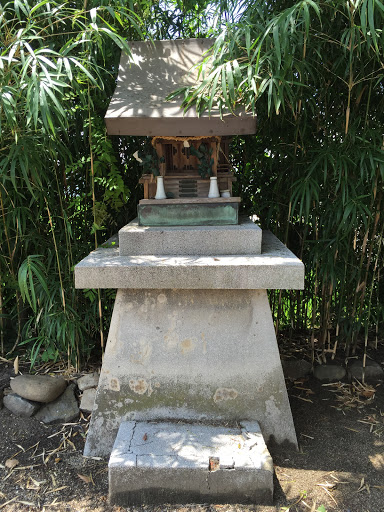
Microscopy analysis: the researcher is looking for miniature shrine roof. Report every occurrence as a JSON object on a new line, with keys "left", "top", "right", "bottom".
{"left": 105, "top": 38, "right": 257, "bottom": 137}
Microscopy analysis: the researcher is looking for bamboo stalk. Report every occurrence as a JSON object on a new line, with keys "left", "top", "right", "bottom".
{"left": 0, "top": 186, "right": 22, "bottom": 354}
{"left": 44, "top": 197, "right": 66, "bottom": 312}
{"left": 0, "top": 279, "right": 3, "bottom": 355}
{"left": 352, "top": 173, "right": 381, "bottom": 353}
{"left": 88, "top": 83, "right": 104, "bottom": 355}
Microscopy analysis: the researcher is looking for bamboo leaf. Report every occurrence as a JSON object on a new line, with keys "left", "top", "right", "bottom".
{"left": 30, "top": 0, "right": 51, "bottom": 15}
{"left": 273, "top": 24, "right": 281, "bottom": 67}
{"left": 226, "top": 61, "right": 234, "bottom": 103}
{"left": 368, "top": 0, "right": 378, "bottom": 49}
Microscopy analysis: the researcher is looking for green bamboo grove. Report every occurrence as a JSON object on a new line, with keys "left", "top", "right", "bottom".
{"left": 0, "top": 0, "right": 383, "bottom": 368}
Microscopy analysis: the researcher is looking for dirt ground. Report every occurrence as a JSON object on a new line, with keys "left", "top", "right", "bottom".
{"left": 0, "top": 344, "right": 383, "bottom": 512}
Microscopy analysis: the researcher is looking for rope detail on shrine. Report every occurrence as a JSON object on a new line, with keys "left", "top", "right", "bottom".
{"left": 151, "top": 135, "right": 221, "bottom": 147}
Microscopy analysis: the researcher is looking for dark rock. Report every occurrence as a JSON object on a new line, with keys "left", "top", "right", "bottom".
{"left": 80, "top": 388, "right": 97, "bottom": 413}
{"left": 77, "top": 372, "right": 99, "bottom": 391}
{"left": 0, "top": 388, "right": 3, "bottom": 409}
{"left": 348, "top": 359, "right": 383, "bottom": 382}
{"left": 0, "top": 368, "right": 11, "bottom": 390}
{"left": 313, "top": 364, "right": 346, "bottom": 382}
{"left": 11, "top": 374, "right": 67, "bottom": 403}
{"left": 3, "top": 393, "right": 41, "bottom": 417}
{"left": 34, "top": 384, "right": 79, "bottom": 424}
{"left": 281, "top": 359, "right": 312, "bottom": 381}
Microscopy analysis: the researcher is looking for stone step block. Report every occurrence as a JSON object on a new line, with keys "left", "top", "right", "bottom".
{"left": 119, "top": 217, "right": 262, "bottom": 256}
{"left": 109, "top": 420, "right": 273, "bottom": 506}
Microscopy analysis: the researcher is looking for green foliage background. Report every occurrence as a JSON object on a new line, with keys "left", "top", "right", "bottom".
{"left": 171, "top": 0, "right": 384, "bottom": 357}
{"left": 1, "top": 0, "right": 383, "bottom": 368}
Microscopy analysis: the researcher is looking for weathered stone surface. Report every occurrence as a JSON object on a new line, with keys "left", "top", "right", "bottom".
{"left": 35, "top": 384, "right": 79, "bottom": 424}
{"left": 84, "top": 288, "right": 297, "bottom": 458}
{"left": 77, "top": 372, "right": 99, "bottom": 391}
{"left": 80, "top": 388, "right": 96, "bottom": 413}
{"left": 10, "top": 374, "right": 67, "bottom": 403}
{"left": 313, "top": 364, "right": 346, "bottom": 382}
{"left": 282, "top": 359, "right": 312, "bottom": 381}
{"left": 348, "top": 360, "right": 384, "bottom": 381}
{"left": 3, "top": 393, "right": 40, "bottom": 417}
{"left": 119, "top": 218, "right": 262, "bottom": 256}
{"left": 75, "top": 231, "right": 305, "bottom": 291}
{"left": 109, "top": 420, "right": 273, "bottom": 505}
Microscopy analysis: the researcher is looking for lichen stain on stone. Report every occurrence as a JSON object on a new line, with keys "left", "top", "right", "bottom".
{"left": 265, "top": 395, "right": 281, "bottom": 421}
{"left": 164, "top": 316, "right": 179, "bottom": 349}
{"left": 129, "top": 338, "right": 152, "bottom": 365}
{"left": 157, "top": 293, "right": 167, "bottom": 304}
{"left": 139, "top": 296, "right": 156, "bottom": 314}
{"left": 129, "top": 378, "right": 149, "bottom": 395}
{"left": 201, "top": 333, "right": 207, "bottom": 354}
{"left": 109, "top": 378, "right": 120, "bottom": 391}
{"left": 180, "top": 337, "right": 197, "bottom": 354}
{"left": 213, "top": 388, "right": 238, "bottom": 402}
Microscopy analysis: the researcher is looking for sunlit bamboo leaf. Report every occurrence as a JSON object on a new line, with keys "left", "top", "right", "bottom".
{"left": 226, "top": 61, "right": 234, "bottom": 102}
{"left": 30, "top": 0, "right": 51, "bottom": 15}
{"left": 245, "top": 26, "right": 251, "bottom": 57}
{"left": 68, "top": 57, "right": 98, "bottom": 85}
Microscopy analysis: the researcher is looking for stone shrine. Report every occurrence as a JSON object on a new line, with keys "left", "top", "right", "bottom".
{"left": 75, "top": 38, "right": 304, "bottom": 506}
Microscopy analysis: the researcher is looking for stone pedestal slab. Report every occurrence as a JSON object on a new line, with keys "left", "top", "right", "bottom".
{"left": 84, "top": 287, "right": 297, "bottom": 457}
{"left": 109, "top": 420, "right": 273, "bottom": 505}
{"left": 75, "top": 231, "right": 304, "bottom": 290}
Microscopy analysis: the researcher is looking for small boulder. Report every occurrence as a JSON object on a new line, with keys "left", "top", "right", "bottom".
{"left": 11, "top": 374, "right": 67, "bottom": 403}
{"left": 348, "top": 360, "right": 383, "bottom": 382}
{"left": 77, "top": 372, "right": 99, "bottom": 391}
{"left": 80, "top": 388, "right": 97, "bottom": 413}
{"left": 314, "top": 364, "right": 346, "bottom": 382}
{"left": 3, "top": 393, "right": 40, "bottom": 417}
{"left": 35, "top": 384, "right": 79, "bottom": 424}
{"left": 282, "top": 359, "right": 312, "bottom": 381}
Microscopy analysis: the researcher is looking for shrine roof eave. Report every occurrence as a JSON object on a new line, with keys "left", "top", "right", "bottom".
{"left": 104, "top": 113, "right": 257, "bottom": 137}
{"left": 104, "top": 38, "right": 257, "bottom": 137}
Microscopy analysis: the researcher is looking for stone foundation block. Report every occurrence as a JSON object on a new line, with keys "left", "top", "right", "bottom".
{"left": 109, "top": 420, "right": 273, "bottom": 505}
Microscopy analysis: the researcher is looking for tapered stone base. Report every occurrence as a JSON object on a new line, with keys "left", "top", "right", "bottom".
{"left": 84, "top": 288, "right": 297, "bottom": 458}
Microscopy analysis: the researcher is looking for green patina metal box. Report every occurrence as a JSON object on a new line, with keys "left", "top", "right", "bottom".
{"left": 138, "top": 198, "right": 240, "bottom": 226}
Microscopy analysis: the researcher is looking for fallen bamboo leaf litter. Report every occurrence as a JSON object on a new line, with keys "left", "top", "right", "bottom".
{"left": 45, "top": 486, "right": 69, "bottom": 494}
{"left": 77, "top": 473, "right": 94, "bottom": 485}
{"left": 292, "top": 395, "right": 313, "bottom": 403}
{"left": 356, "top": 476, "right": 371, "bottom": 494}
{"left": 5, "top": 458, "right": 19, "bottom": 469}
{"left": 323, "top": 380, "right": 380, "bottom": 411}
{"left": 0, "top": 497, "right": 16, "bottom": 509}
